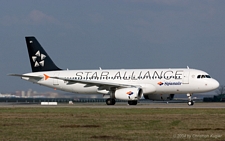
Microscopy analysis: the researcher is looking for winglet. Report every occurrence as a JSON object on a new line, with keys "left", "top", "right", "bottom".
{"left": 44, "top": 74, "right": 50, "bottom": 80}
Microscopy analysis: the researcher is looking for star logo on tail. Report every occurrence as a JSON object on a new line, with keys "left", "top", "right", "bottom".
{"left": 32, "top": 50, "right": 46, "bottom": 67}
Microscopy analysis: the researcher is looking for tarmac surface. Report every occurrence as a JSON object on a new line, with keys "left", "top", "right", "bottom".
{"left": 0, "top": 102, "right": 225, "bottom": 108}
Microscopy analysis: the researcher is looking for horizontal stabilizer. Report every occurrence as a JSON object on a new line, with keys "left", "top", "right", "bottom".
{"left": 8, "top": 74, "right": 43, "bottom": 79}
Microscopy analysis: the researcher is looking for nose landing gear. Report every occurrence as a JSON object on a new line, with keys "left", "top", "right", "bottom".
{"left": 187, "top": 93, "right": 194, "bottom": 106}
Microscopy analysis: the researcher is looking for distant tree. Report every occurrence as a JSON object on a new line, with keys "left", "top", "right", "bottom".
{"left": 215, "top": 85, "right": 225, "bottom": 95}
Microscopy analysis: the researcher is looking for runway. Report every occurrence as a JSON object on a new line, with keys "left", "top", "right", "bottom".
{"left": 0, "top": 102, "right": 225, "bottom": 108}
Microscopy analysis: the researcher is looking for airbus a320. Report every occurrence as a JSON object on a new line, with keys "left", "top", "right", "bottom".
{"left": 9, "top": 37, "right": 219, "bottom": 106}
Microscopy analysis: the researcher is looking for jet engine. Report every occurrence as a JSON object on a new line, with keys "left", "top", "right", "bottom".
{"left": 115, "top": 88, "right": 143, "bottom": 100}
{"left": 144, "top": 94, "right": 174, "bottom": 101}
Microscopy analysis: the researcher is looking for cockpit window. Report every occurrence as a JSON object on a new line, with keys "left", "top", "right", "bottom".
{"left": 197, "top": 75, "right": 211, "bottom": 79}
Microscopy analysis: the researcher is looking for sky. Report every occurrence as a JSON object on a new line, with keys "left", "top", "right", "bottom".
{"left": 1, "top": 0, "right": 225, "bottom": 94}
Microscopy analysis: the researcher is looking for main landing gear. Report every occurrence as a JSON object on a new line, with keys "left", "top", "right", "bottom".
{"left": 187, "top": 93, "right": 194, "bottom": 106}
{"left": 128, "top": 100, "right": 138, "bottom": 105}
{"left": 106, "top": 98, "right": 116, "bottom": 105}
{"left": 105, "top": 98, "right": 138, "bottom": 105}
{"left": 106, "top": 90, "right": 116, "bottom": 105}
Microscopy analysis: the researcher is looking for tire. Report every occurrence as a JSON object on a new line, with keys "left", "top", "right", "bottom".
{"left": 187, "top": 101, "right": 194, "bottom": 106}
{"left": 128, "top": 100, "right": 137, "bottom": 105}
{"left": 106, "top": 98, "right": 116, "bottom": 105}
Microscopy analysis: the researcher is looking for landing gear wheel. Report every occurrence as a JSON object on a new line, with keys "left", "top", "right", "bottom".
{"left": 128, "top": 100, "right": 137, "bottom": 105}
{"left": 106, "top": 98, "right": 116, "bottom": 105}
{"left": 187, "top": 100, "right": 194, "bottom": 106}
{"left": 187, "top": 93, "right": 194, "bottom": 106}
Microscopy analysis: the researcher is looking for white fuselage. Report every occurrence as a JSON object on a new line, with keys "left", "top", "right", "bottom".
{"left": 23, "top": 68, "right": 219, "bottom": 96}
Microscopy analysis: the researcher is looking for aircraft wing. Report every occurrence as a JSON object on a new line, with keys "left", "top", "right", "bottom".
{"left": 9, "top": 74, "right": 141, "bottom": 90}
{"left": 51, "top": 76, "right": 140, "bottom": 90}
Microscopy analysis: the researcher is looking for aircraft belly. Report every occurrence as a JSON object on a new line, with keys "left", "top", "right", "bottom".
{"left": 71, "top": 83, "right": 98, "bottom": 94}
{"left": 37, "top": 79, "right": 97, "bottom": 94}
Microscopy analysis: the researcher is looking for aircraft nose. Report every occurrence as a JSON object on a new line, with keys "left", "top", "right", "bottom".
{"left": 211, "top": 79, "right": 219, "bottom": 90}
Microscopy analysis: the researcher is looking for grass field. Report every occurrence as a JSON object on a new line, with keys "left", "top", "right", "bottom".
{"left": 0, "top": 107, "right": 225, "bottom": 141}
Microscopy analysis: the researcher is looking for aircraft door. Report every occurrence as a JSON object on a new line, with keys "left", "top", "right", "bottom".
{"left": 182, "top": 70, "right": 189, "bottom": 84}
{"left": 53, "top": 72, "right": 60, "bottom": 85}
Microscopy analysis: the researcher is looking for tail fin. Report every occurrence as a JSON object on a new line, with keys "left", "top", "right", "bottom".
{"left": 25, "top": 36, "right": 61, "bottom": 72}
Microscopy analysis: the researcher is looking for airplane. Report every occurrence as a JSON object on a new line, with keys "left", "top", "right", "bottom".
{"left": 9, "top": 36, "right": 219, "bottom": 106}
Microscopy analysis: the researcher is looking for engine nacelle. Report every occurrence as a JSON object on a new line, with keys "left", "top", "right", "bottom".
{"left": 144, "top": 94, "right": 174, "bottom": 101}
{"left": 115, "top": 88, "right": 143, "bottom": 100}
